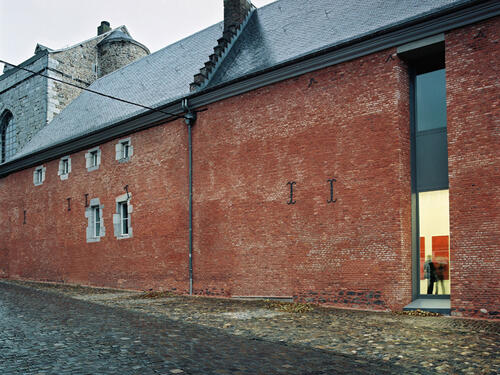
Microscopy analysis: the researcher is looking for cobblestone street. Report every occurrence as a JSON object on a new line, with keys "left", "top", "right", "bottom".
{"left": 0, "top": 281, "right": 498, "bottom": 374}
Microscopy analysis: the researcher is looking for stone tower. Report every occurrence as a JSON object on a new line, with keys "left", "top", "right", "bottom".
{"left": 97, "top": 29, "right": 149, "bottom": 78}
{"left": 0, "top": 22, "right": 149, "bottom": 163}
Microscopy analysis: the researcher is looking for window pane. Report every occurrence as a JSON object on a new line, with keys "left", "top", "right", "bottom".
{"left": 121, "top": 203, "right": 128, "bottom": 235}
{"left": 418, "top": 190, "right": 450, "bottom": 295}
{"left": 91, "top": 151, "right": 98, "bottom": 166}
{"left": 415, "top": 69, "right": 447, "bottom": 131}
{"left": 3, "top": 115, "right": 17, "bottom": 161}
{"left": 122, "top": 143, "right": 129, "bottom": 159}
{"left": 94, "top": 207, "right": 100, "bottom": 237}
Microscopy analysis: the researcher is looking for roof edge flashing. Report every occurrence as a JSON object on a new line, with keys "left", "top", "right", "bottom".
{"left": 397, "top": 33, "right": 444, "bottom": 54}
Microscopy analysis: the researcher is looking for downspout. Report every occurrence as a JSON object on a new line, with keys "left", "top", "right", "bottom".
{"left": 182, "top": 99, "right": 196, "bottom": 295}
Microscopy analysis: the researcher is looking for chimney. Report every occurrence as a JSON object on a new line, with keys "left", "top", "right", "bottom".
{"left": 97, "top": 21, "right": 111, "bottom": 36}
{"left": 224, "top": 0, "right": 252, "bottom": 33}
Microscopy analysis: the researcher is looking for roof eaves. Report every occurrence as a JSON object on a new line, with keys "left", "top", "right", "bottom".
{"left": 1, "top": 0, "right": 498, "bottom": 177}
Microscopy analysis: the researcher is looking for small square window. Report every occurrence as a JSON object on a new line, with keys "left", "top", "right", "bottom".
{"left": 62, "top": 159, "right": 69, "bottom": 174}
{"left": 33, "top": 165, "right": 45, "bottom": 186}
{"left": 86, "top": 148, "right": 101, "bottom": 172}
{"left": 115, "top": 138, "right": 132, "bottom": 162}
{"left": 59, "top": 156, "right": 71, "bottom": 180}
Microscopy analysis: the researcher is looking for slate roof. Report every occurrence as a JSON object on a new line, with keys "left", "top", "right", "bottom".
{"left": 14, "top": 0, "right": 471, "bottom": 160}
{"left": 97, "top": 29, "right": 150, "bottom": 53}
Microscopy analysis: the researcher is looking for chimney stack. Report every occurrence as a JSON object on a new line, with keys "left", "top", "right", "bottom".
{"left": 224, "top": 0, "right": 252, "bottom": 33}
{"left": 97, "top": 21, "right": 111, "bottom": 36}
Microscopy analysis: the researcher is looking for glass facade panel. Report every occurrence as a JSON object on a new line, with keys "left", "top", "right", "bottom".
{"left": 418, "top": 189, "right": 450, "bottom": 295}
{"left": 415, "top": 69, "right": 447, "bottom": 132}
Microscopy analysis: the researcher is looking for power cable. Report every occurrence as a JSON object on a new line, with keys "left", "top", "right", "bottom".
{"left": 0, "top": 59, "right": 189, "bottom": 120}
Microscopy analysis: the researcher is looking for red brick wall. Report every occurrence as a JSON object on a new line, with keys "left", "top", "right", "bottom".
{"left": 1, "top": 18, "right": 497, "bottom": 316}
{"left": 192, "top": 49, "right": 413, "bottom": 310}
{"left": 0, "top": 47, "right": 413, "bottom": 311}
{"left": 446, "top": 17, "right": 500, "bottom": 318}
{"left": 0, "top": 121, "right": 191, "bottom": 292}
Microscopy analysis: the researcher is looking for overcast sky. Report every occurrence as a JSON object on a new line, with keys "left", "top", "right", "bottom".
{"left": 0, "top": 0, "right": 276, "bottom": 71}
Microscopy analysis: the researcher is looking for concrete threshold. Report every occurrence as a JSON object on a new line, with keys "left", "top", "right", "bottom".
{"left": 232, "top": 296, "right": 294, "bottom": 303}
{"left": 404, "top": 298, "right": 451, "bottom": 315}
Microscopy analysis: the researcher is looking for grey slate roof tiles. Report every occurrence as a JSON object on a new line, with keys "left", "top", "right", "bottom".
{"left": 13, "top": 0, "right": 469, "bottom": 160}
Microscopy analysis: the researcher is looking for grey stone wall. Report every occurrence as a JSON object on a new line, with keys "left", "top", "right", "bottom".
{"left": 98, "top": 41, "right": 149, "bottom": 78}
{"left": 0, "top": 25, "right": 149, "bottom": 160}
{"left": 0, "top": 54, "right": 48, "bottom": 160}
{"left": 46, "top": 35, "right": 106, "bottom": 123}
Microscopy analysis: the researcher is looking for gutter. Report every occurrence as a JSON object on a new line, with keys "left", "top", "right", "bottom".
{"left": 1, "top": 0, "right": 499, "bottom": 177}
{"left": 182, "top": 99, "right": 197, "bottom": 296}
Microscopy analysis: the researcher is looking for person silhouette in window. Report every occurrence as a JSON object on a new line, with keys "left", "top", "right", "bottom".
{"left": 424, "top": 255, "right": 437, "bottom": 295}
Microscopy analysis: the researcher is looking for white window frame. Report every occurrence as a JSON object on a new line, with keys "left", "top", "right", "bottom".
{"left": 85, "top": 147, "right": 101, "bottom": 172}
{"left": 33, "top": 165, "right": 46, "bottom": 186}
{"left": 115, "top": 137, "right": 133, "bottom": 163}
{"left": 58, "top": 156, "right": 71, "bottom": 180}
{"left": 85, "top": 198, "right": 105, "bottom": 242}
{"left": 113, "top": 193, "right": 132, "bottom": 239}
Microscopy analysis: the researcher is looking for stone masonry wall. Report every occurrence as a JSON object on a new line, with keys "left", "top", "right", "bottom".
{"left": 0, "top": 54, "right": 48, "bottom": 159}
{"left": 46, "top": 34, "right": 107, "bottom": 123}
{"left": 446, "top": 16, "right": 500, "bottom": 319}
{"left": 0, "top": 26, "right": 148, "bottom": 155}
{"left": 98, "top": 41, "right": 149, "bottom": 78}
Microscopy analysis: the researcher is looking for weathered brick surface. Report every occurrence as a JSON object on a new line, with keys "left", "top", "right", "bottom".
{"left": 0, "top": 18, "right": 498, "bottom": 317}
{"left": 446, "top": 17, "right": 500, "bottom": 318}
{"left": 191, "top": 49, "right": 412, "bottom": 311}
{"left": 0, "top": 122, "right": 190, "bottom": 292}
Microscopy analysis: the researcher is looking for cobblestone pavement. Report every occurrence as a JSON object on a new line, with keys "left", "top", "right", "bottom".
{"left": 1, "top": 281, "right": 499, "bottom": 375}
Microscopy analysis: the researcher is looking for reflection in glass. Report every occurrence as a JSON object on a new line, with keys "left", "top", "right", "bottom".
{"left": 419, "top": 190, "right": 450, "bottom": 295}
{"left": 416, "top": 69, "right": 447, "bottom": 132}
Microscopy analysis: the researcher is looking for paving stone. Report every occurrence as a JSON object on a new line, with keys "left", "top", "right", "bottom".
{"left": 1, "top": 280, "right": 499, "bottom": 374}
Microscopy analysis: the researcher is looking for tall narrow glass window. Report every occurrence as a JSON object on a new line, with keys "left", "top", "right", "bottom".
{"left": 419, "top": 190, "right": 450, "bottom": 295}
{"left": 414, "top": 65, "right": 450, "bottom": 296}
{"left": 120, "top": 202, "right": 129, "bottom": 235}
{"left": 1, "top": 112, "right": 16, "bottom": 162}
{"left": 94, "top": 206, "right": 101, "bottom": 237}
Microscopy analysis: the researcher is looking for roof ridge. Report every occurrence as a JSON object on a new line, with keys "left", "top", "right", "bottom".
{"left": 50, "top": 25, "right": 129, "bottom": 54}
{"left": 189, "top": 5, "right": 256, "bottom": 92}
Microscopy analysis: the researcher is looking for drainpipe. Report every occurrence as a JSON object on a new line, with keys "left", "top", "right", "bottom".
{"left": 182, "top": 99, "right": 196, "bottom": 295}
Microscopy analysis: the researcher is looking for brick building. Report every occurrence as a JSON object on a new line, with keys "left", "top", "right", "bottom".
{"left": 0, "top": 0, "right": 498, "bottom": 318}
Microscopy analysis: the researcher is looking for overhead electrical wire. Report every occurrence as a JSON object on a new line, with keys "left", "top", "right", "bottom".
{"left": 0, "top": 59, "right": 188, "bottom": 120}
